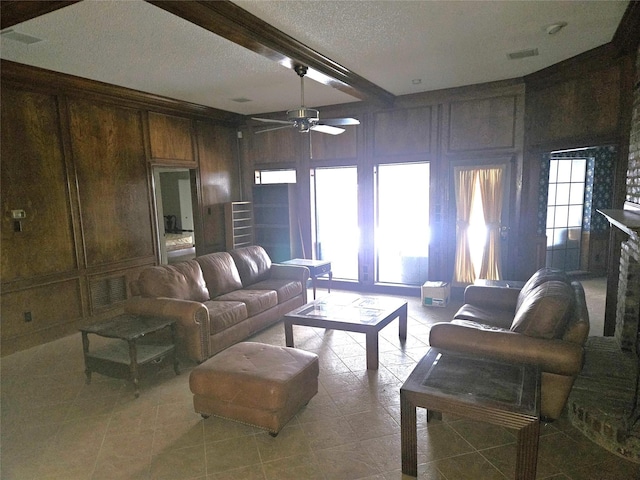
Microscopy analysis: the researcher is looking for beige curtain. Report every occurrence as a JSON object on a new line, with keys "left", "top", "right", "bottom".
{"left": 453, "top": 168, "right": 476, "bottom": 284}
{"left": 478, "top": 167, "right": 504, "bottom": 280}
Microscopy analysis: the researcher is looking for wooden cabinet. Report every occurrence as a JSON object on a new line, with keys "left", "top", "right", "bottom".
{"left": 253, "top": 185, "right": 298, "bottom": 262}
{"left": 224, "top": 201, "right": 253, "bottom": 250}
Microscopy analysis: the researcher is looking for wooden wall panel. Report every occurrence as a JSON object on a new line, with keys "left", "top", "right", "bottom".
{"left": 1, "top": 88, "right": 77, "bottom": 281}
{"left": 249, "top": 127, "right": 297, "bottom": 164}
{"left": 310, "top": 125, "right": 358, "bottom": 161}
{"left": 448, "top": 96, "right": 517, "bottom": 152}
{"left": 1, "top": 279, "right": 82, "bottom": 342}
{"left": 373, "top": 106, "right": 433, "bottom": 156}
{"left": 68, "top": 99, "right": 153, "bottom": 266}
{"left": 196, "top": 121, "right": 239, "bottom": 250}
{"left": 148, "top": 112, "right": 195, "bottom": 164}
{"left": 526, "top": 66, "right": 621, "bottom": 146}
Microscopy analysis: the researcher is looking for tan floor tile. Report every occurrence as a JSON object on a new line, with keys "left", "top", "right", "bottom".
{"left": 150, "top": 444, "right": 206, "bottom": 480}
{"left": 433, "top": 451, "right": 507, "bottom": 480}
{"left": 253, "top": 424, "right": 311, "bottom": 462}
{"left": 205, "top": 436, "right": 261, "bottom": 474}
{"left": 207, "top": 464, "right": 266, "bottom": 480}
{"left": 261, "top": 452, "right": 324, "bottom": 479}
{"left": 314, "top": 441, "right": 382, "bottom": 479}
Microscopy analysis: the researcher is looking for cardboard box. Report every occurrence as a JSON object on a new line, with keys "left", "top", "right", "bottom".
{"left": 421, "top": 281, "right": 450, "bottom": 307}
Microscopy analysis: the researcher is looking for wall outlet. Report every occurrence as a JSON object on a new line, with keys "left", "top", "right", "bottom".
{"left": 24, "top": 311, "right": 32, "bottom": 322}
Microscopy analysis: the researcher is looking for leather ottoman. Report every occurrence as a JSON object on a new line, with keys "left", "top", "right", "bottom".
{"left": 189, "top": 342, "right": 319, "bottom": 435}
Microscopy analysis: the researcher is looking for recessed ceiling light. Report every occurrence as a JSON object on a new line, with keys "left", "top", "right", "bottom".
{"left": 507, "top": 48, "right": 539, "bottom": 60}
{"left": 412, "top": 79, "right": 422, "bottom": 85}
{"left": 544, "top": 22, "right": 568, "bottom": 35}
{"left": 0, "top": 29, "right": 43, "bottom": 44}
{"left": 231, "top": 97, "right": 252, "bottom": 103}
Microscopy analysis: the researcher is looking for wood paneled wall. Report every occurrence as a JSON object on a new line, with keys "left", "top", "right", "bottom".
{"left": 1, "top": 61, "right": 242, "bottom": 355}
{"left": 243, "top": 81, "right": 525, "bottom": 284}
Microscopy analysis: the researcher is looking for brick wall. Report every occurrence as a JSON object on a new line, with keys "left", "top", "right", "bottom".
{"left": 617, "top": 44, "right": 640, "bottom": 351}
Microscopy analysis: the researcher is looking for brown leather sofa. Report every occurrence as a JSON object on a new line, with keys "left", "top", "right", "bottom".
{"left": 429, "top": 268, "right": 590, "bottom": 420}
{"left": 125, "top": 246, "right": 309, "bottom": 363}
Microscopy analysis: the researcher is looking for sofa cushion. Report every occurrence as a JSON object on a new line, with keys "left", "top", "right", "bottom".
{"left": 451, "top": 319, "right": 510, "bottom": 332}
{"left": 137, "top": 260, "right": 209, "bottom": 302}
{"left": 511, "top": 281, "right": 575, "bottom": 339}
{"left": 249, "top": 279, "right": 303, "bottom": 304}
{"left": 204, "top": 301, "right": 248, "bottom": 335}
{"left": 516, "top": 267, "right": 569, "bottom": 312}
{"left": 453, "top": 304, "right": 515, "bottom": 329}
{"left": 196, "top": 252, "right": 243, "bottom": 298}
{"left": 230, "top": 246, "right": 272, "bottom": 287}
{"left": 215, "top": 289, "right": 278, "bottom": 317}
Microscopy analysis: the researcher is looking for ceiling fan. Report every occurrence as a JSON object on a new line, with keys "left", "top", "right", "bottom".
{"left": 251, "top": 65, "right": 360, "bottom": 135}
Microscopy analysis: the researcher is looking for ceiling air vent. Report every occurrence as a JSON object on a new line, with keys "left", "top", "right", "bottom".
{"left": 507, "top": 48, "right": 539, "bottom": 60}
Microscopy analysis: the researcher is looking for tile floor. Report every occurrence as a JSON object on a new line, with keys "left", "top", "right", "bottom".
{"left": 2, "top": 283, "right": 638, "bottom": 480}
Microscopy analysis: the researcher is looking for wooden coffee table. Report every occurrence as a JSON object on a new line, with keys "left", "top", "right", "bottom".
{"left": 400, "top": 348, "right": 540, "bottom": 478}
{"left": 283, "top": 293, "right": 407, "bottom": 369}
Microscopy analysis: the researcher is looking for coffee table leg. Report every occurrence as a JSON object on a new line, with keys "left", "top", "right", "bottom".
{"left": 515, "top": 419, "right": 540, "bottom": 480}
{"left": 284, "top": 319, "right": 294, "bottom": 347}
{"left": 401, "top": 391, "right": 418, "bottom": 476}
{"left": 398, "top": 303, "right": 408, "bottom": 341}
{"left": 128, "top": 340, "right": 140, "bottom": 398}
{"left": 366, "top": 332, "right": 379, "bottom": 370}
{"left": 81, "top": 332, "right": 92, "bottom": 384}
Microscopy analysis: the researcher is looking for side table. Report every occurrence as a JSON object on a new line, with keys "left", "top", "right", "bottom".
{"left": 79, "top": 314, "right": 180, "bottom": 398}
{"left": 281, "top": 258, "right": 332, "bottom": 299}
{"left": 400, "top": 348, "right": 540, "bottom": 478}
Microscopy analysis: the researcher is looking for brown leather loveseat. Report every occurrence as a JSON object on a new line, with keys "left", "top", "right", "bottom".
{"left": 125, "top": 246, "right": 309, "bottom": 363}
{"left": 429, "top": 268, "right": 590, "bottom": 420}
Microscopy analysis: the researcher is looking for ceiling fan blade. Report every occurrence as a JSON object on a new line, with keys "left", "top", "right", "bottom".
{"left": 310, "top": 124, "right": 345, "bottom": 135}
{"left": 320, "top": 117, "right": 360, "bottom": 126}
{"left": 255, "top": 125, "right": 293, "bottom": 134}
{"left": 251, "top": 117, "right": 292, "bottom": 125}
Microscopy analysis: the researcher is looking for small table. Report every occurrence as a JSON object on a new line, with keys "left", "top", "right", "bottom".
{"left": 400, "top": 349, "right": 540, "bottom": 478}
{"left": 283, "top": 293, "right": 407, "bottom": 369}
{"left": 281, "top": 258, "right": 332, "bottom": 299}
{"left": 80, "top": 314, "right": 180, "bottom": 397}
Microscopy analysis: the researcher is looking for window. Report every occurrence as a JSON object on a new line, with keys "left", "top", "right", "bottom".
{"left": 254, "top": 169, "right": 296, "bottom": 184}
{"left": 546, "top": 157, "right": 586, "bottom": 271}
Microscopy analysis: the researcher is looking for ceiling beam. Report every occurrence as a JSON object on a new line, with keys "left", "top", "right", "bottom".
{"left": 0, "top": 1, "right": 80, "bottom": 30}
{"left": 147, "top": 0, "right": 395, "bottom": 107}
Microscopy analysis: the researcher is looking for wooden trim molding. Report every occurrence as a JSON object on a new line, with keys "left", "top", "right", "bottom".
{"left": 0, "top": 1, "right": 80, "bottom": 29}
{"left": 147, "top": 0, "right": 395, "bottom": 107}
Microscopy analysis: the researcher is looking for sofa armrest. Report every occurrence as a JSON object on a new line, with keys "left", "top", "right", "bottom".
{"left": 429, "top": 322, "right": 584, "bottom": 376}
{"left": 270, "top": 264, "right": 310, "bottom": 303}
{"left": 125, "top": 297, "right": 210, "bottom": 363}
{"left": 463, "top": 285, "right": 520, "bottom": 311}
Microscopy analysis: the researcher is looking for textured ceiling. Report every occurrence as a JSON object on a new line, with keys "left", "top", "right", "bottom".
{"left": 0, "top": 0, "right": 629, "bottom": 115}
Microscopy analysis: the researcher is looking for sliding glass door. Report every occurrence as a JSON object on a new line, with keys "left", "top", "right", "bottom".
{"left": 311, "top": 167, "right": 359, "bottom": 280}
{"left": 375, "top": 162, "right": 430, "bottom": 285}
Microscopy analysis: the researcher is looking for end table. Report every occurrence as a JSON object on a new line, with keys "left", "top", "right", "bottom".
{"left": 80, "top": 314, "right": 180, "bottom": 398}
{"left": 281, "top": 258, "right": 332, "bottom": 299}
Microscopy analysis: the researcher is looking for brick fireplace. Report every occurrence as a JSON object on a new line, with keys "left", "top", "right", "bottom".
{"left": 567, "top": 44, "right": 640, "bottom": 462}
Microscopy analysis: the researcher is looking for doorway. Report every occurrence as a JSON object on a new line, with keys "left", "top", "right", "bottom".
{"left": 153, "top": 168, "right": 196, "bottom": 264}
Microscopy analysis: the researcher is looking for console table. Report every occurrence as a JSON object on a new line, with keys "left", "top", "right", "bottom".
{"left": 281, "top": 258, "right": 332, "bottom": 299}
{"left": 400, "top": 349, "right": 540, "bottom": 478}
{"left": 80, "top": 314, "right": 180, "bottom": 397}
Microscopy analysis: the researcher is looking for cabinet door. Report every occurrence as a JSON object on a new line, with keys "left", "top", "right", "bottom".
{"left": 148, "top": 112, "right": 195, "bottom": 165}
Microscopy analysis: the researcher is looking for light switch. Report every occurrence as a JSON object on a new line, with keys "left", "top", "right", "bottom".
{"left": 11, "top": 209, "right": 26, "bottom": 219}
